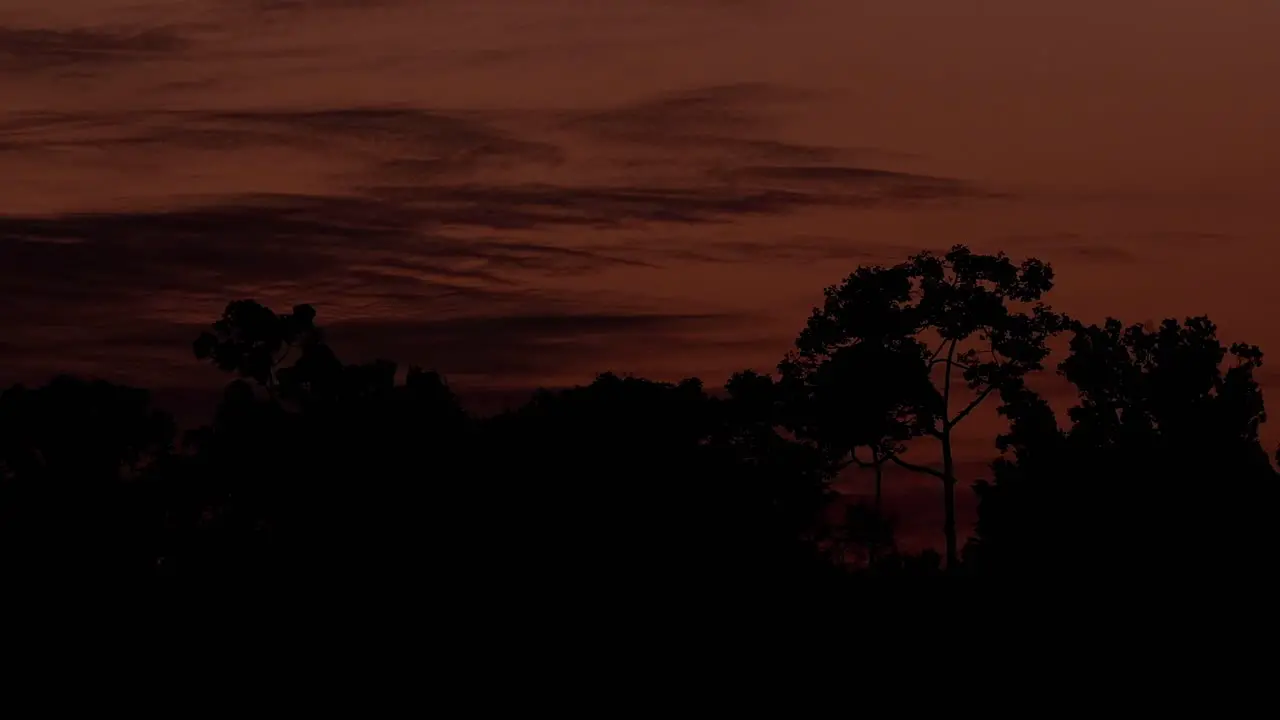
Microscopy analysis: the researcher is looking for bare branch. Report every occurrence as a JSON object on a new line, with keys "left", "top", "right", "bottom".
{"left": 950, "top": 384, "right": 997, "bottom": 427}
{"left": 928, "top": 338, "right": 949, "bottom": 363}
{"left": 889, "top": 453, "right": 946, "bottom": 480}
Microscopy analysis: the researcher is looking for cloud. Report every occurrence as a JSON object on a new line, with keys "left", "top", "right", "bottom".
{"left": 565, "top": 82, "right": 810, "bottom": 139}
{"left": 0, "top": 184, "right": 921, "bottom": 392}
{"left": 729, "top": 164, "right": 953, "bottom": 186}
{"left": 0, "top": 25, "right": 188, "bottom": 71}
{"left": 0, "top": 191, "right": 747, "bottom": 396}
{"left": 997, "top": 230, "right": 1241, "bottom": 265}
{"left": 0, "top": 183, "right": 878, "bottom": 323}
{"left": 321, "top": 311, "right": 751, "bottom": 379}
{"left": 0, "top": 72, "right": 1001, "bottom": 405}
{"left": 0, "top": 106, "right": 565, "bottom": 174}
{"left": 556, "top": 82, "right": 916, "bottom": 168}
{"left": 206, "top": 107, "right": 560, "bottom": 159}
{"left": 239, "top": 0, "right": 403, "bottom": 15}
{"left": 640, "top": 236, "right": 921, "bottom": 265}
{"left": 365, "top": 182, "right": 823, "bottom": 229}
{"left": 0, "top": 194, "right": 417, "bottom": 296}
{"left": 0, "top": 192, "right": 689, "bottom": 314}
{"left": 1, "top": 87, "right": 986, "bottom": 225}
{"left": 560, "top": 83, "right": 846, "bottom": 165}
{"left": 721, "top": 164, "right": 992, "bottom": 202}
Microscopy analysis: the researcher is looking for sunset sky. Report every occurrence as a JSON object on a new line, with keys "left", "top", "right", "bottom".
{"left": 3, "top": 1, "right": 1279, "bottom": 539}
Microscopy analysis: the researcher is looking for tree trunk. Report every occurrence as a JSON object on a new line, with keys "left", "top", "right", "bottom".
{"left": 871, "top": 447, "right": 883, "bottom": 564}
{"left": 941, "top": 432, "right": 957, "bottom": 571}
{"left": 941, "top": 339, "right": 958, "bottom": 571}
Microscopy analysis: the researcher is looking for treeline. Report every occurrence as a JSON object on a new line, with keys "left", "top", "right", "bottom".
{"left": 1, "top": 246, "right": 1277, "bottom": 583}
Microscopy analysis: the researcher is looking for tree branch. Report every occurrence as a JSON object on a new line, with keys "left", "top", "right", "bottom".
{"left": 888, "top": 453, "right": 946, "bottom": 480}
{"left": 950, "top": 384, "right": 997, "bottom": 427}
{"left": 928, "top": 338, "right": 949, "bottom": 363}
{"left": 851, "top": 448, "right": 895, "bottom": 468}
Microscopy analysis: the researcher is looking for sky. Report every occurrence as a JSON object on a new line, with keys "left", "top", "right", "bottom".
{"left": 3, "top": 0, "right": 1279, "bottom": 544}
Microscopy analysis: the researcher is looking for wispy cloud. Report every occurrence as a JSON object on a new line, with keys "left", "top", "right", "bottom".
{"left": 0, "top": 191, "right": 730, "bottom": 392}
{"left": 0, "top": 24, "right": 188, "bottom": 71}
{"left": 559, "top": 82, "right": 848, "bottom": 166}
{"left": 0, "top": 106, "right": 563, "bottom": 171}
{"left": 0, "top": 192, "right": 673, "bottom": 308}
{"left": 364, "top": 182, "right": 823, "bottom": 229}
{"left": 719, "top": 164, "right": 994, "bottom": 202}
{"left": 238, "top": 0, "right": 405, "bottom": 16}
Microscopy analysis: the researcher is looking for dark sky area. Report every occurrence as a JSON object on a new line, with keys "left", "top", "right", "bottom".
{"left": 3, "top": 1, "right": 1279, "bottom": 543}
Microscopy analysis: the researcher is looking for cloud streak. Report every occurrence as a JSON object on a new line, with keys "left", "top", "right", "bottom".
{"left": 0, "top": 24, "right": 188, "bottom": 71}
{"left": 364, "top": 182, "right": 826, "bottom": 229}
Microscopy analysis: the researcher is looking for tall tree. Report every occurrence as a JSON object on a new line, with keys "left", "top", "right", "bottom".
{"left": 787, "top": 245, "right": 1066, "bottom": 569}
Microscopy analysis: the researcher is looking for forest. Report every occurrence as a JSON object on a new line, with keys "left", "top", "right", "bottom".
{"left": 2, "top": 245, "right": 1276, "bottom": 583}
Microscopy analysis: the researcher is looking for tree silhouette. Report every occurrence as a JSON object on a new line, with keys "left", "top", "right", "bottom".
{"left": 472, "top": 372, "right": 840, "bottom": 593}
{"left": 193, "top": 300, "right": 321, "bottom": 393}
{"left": 778, "top": 340, "right": 937, "bottom": 564}
{"left": 186, "top": 300, "right": 473, "bottom": 581}
{"left": 0, "top": 376, "right": 175, "bottom": 576}
{"left": 788, "top": 245, "right": 1067, "bottom": 569}
{"left": 719, "top": 370, "right": 836, "bottom": 573}
{"left": 969, "top": 316, "right": 1279, "bottom": 578}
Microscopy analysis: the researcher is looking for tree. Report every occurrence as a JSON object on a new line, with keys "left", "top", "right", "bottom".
{"left": 0, "top": 376, "right": 174, "bottom": 486}
{"left": 193, "top": 300, "right": 322, "bottom": 393}
{"left": 969, "top": 316, "right": 1279, "bottom": 578}
{"left": 781, "top": 342, "right": 938, "bottom": 504}
{"left": 778, "top": 341, "right": 937, "bottom": 565}
{"left": 0, "top": 377, "right": 176, "bottom": 576}
{"left": 189, "top": 300, "right": 475, "bottom": 581}
{"left": 786, "top": 245, "right": 1067, "bottom": 569}
{"left": 719, "top": 371, "right": 837, "bottom": 571}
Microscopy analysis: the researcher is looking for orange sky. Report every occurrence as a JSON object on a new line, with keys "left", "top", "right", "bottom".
{"left": 3, "top": 1, "right": 1279, "bottom": 525}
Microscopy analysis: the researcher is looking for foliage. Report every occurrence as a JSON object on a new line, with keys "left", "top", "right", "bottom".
{"left": 968, "top": 316, "right": 1279, "bottom": 578}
